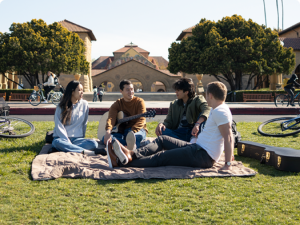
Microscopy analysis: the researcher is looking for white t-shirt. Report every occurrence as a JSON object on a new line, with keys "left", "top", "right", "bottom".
{"left": 196, "top": 103, "right": 232, "bottom": 162}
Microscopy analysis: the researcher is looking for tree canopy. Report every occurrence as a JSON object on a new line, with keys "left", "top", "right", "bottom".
{"left": 0, "top": 19, "right": 89, "bottom": 87}
{"left": 168, "top": 15, "right": 296, "bottom": 90}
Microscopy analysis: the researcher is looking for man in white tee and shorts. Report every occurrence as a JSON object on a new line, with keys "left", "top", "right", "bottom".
{"left": 106, "top": 81, "right": 234, "bottom": 171}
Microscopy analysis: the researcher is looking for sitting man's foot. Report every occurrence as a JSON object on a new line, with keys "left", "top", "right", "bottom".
{"left": 106, "top": 141, "right": 119, "bottom": 168}
{"left": 112, "top": 138, "right": 133, "bottom": 165}
{"left": 43, "top": 100, "right": 48, "bottom": 103}
{"left": 126, "top": 131, "right": 136, "bottom": 151}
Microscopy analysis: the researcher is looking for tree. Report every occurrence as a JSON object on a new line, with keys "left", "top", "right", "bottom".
{"left": 0, "top": 19, "right": 89, "bottom": 87}
{"left": 168, "top": 15, "right": 295, "bottom": 90}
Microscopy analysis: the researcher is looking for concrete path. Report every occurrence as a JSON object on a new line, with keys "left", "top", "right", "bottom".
{"left": 3, "top": 101, "right": 300, "bottom": 115}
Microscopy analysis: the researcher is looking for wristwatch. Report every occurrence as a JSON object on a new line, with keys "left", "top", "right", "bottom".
{"left": 226, "top": 162, "right": 231, "bottom": 166}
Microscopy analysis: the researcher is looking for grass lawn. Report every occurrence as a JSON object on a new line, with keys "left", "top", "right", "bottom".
{"left": 1, "top": 121, "right": 300, "bottom": 224}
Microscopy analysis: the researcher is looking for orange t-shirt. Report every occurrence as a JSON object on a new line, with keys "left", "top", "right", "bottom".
{"left": 105, "top": 96, "right": 148, "bottom": 133}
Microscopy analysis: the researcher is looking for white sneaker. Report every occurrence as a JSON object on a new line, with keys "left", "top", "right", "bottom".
{"left": 112, "top": 138, "right": 129, "bottom": 165}
{"left": 83, "top": 150, "right": 96, "bottom": 156}
{"left": 126, "top": 131, "right": 136, "bottom": 151}
{"left": 43, "top": 100, "right": 48, "bottom": 103}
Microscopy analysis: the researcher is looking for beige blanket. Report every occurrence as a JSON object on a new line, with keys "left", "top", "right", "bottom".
{"left": 31, "top": 144, "right": 256, "bottom": 180}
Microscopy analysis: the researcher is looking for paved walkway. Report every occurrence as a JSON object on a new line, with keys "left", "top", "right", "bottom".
{"left": 4, "top": 101, "right": 300, "bottom": 115}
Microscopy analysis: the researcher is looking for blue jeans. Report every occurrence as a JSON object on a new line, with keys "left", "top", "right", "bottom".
{"left": 52, "top": 137, "right": 98, "bottom": 153}
{"left": 103, "top": 128, "right": 147, "bottom": 148}
{"left": 161, "top": 127, "right": 193, "bottom": 142}
{"left": 93, "top": 93, "right": 97, "bottom": 102}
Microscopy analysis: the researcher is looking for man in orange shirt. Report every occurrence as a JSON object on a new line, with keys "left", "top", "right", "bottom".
{"left": 103, "top": 80, "right": 147, "bottom": 150}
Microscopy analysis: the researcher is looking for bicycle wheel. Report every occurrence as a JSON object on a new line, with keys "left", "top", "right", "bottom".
{"left": 51, "top": 92, "right": 62, "bottom": 106}
{"left": 258, "top": 117, "right": 300, "bottom": 137}
{"left": 274, "top": 94, "right": 289, "bottom": 107}
{"left": 0, "top": 117, "right": 35, "bottom": 138}
{"left": 29, "top": 93, "right": 41, "bottom": 106}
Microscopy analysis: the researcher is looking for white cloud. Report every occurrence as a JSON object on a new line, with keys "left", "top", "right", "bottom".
{"left": 0, "top": 0, "right": 4, "bottom": 3}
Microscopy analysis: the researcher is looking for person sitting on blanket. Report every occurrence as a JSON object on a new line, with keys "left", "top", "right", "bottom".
{"left": 155, "top": 78, "right": 211, "bottom": 142}
{"left": 102, "top": 79, "right": 148, "bottom": 150}
{"left": 106, "top": 81, "right": 234, "bottom": 171}
{"left": 52, "top": 80, "right": 98, "bottom": 155}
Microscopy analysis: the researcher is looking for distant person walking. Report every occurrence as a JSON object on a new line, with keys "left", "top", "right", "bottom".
{"left": 98, "top": 85, "right": 104, "bottom": 102}
{"left": 93, "top": 86, "right": 98, "bottom": 102}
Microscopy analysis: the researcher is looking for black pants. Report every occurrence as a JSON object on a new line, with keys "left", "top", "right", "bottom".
{"left": 98, "top": 95, "right": 103, "bottom": 102}
{"left": 44, "top": 86, "right": 55, "bottom": 100}
{"left": 285, "top": 87, "right": 295, "bottom": 103}
{"left": 119, "top": 135, "right": 215, "bottom": 168}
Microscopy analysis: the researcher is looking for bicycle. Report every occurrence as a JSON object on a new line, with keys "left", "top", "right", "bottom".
{"left": 29, "top": 84, "right": 63, "bottom": 106}
{"left": 274, "top": 91, "right": 300, "bottom": 107}
{"left": 0, "top": 98, "right": 35, "bottom": 138}
{"left": 257, "top": 114, "right": 300, "bottom": 137}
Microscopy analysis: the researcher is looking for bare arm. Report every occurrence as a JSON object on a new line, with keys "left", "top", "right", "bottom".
{"left": 218, "top": 122, "right": 234, "bottom": 170}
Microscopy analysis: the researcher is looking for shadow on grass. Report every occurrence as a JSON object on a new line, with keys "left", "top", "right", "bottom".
{"left": 0, "top": 138, "right": 45, "bottom": 154}
{"left": 235, "top": 155, "right": 300, "bottom": 177}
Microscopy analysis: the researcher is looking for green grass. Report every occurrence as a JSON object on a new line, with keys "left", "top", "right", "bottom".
{"left": 1, "top": 121, "right": 300, "bottom": 224}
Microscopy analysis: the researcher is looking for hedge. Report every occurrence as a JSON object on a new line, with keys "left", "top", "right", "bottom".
{"left": 0, "top": 89, "right": 35, "bottom": 101}
{"left": 234, "top": 90, "right": 298, "bottom": 102}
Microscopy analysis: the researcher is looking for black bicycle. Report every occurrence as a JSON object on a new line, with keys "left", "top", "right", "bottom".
{"left": 274, "top": 92, "right": 300, "bottom": 107}
{"left": 0, "top": 98, "right": 35, "bottom": 138}
{"left": 258, "top": 115, "right": 300, "bottom": 137}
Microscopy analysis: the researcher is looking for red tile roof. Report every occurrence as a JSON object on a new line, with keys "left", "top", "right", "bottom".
{"left": 280, "top": 37, "right": 300, "bottom": 50}
{"left": 92, "top": 59, "right": 180, "bottom": 77}
{"left": 114, "top": 46, "right": 149, "bottom": 53}
{"left": 279, "top": 22, "right": 300, "bottom": 36}
{"left": 92, "top": 56, "right": 114, "bottom": 69}
{"left": 58, "top": 19, "right": 96, "bottom": 41}
{"left": 176, "top": 25, "right": 196, "bottom": 41}
{"left": 150, "top": 56, "right": 169, "bottom": 70}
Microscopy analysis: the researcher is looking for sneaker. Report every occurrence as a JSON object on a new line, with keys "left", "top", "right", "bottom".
{"left": 126, "top": 131, "right": 136, "bottom": 151}
{"left": 43, "top": 100, "right": 48, "bottom": 103}
{"left": 112, "top": 138, "right": 129, "bottom": 165}
{"left": 83, "top": 150, "right": 96, "bottom": 156}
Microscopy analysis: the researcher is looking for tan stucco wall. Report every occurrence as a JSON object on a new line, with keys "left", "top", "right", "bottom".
{"left": 279, "top": 27, "right": 300, "bottom": 38}
{"left": 92, "top": 61, "right": 181, "bottom": 92}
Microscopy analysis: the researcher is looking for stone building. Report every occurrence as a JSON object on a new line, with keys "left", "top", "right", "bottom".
{"left": 279, "top": 23, "right": 300, "bottom": 79}
{"left": 92, "top": 43, "right": 182, "bottom": 92}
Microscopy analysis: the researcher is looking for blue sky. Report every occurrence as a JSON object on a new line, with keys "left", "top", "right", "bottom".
{"left": 1, "top": 0, "right": 300, "bottom": 61}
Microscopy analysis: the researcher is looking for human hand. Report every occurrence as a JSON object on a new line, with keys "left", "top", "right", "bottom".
{"left": 155, "top": 123, "right": 166, "bottom": 136}
{"left": 104, "top": 131, "right": 112, "bottom": 144}
{"left": 191, "top": 124, "right": 200, "bottom": 137}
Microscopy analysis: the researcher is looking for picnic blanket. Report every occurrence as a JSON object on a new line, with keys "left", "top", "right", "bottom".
{"left": 31, "top": 143, "right": 257, "bottom": 180}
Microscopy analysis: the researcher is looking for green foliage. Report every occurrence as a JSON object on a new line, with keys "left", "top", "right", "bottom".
{"left": 168, "top": 15, "right": 296, "bottom": 91}
{"left": 1, "top": 121, "right": 300, "bottom": 223}
{"left": 0, "top": 19, "right": 89, "bottom": 87}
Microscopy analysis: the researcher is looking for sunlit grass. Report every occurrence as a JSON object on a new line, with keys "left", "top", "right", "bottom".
{"left": 0, "top": 121, "right": 300, "bottom": 224}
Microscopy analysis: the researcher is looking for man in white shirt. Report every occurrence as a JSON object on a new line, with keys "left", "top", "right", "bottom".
{"left": 107, "top": 81, "right": 234, "bottom": 171}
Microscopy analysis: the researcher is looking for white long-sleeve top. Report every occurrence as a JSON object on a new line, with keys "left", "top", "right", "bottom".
{"left": 44, "top": 75, "right": 56, "bottom": 86}
{"left": 53, "top": 100, "right": 89, "bottom": 143}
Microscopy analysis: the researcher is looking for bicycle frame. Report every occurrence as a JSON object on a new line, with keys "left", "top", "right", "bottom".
{"left": 281, "top": 116, "right": 300, "bottom": 131}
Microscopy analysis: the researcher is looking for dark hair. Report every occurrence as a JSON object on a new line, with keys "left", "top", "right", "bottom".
{"left": 206, "top": 81, "right": 227, "bottom": 101}
{"left": 59, "top": 80, "right": 81, "bottom": 125}
{"left": 119, "top": 79, "right": 132, "bottom": 90}
{"left": 93, "top": 86, "right": 96, "bottom": 88}
{"left": 172, "top": 78, "right": 195, "bottom": 99}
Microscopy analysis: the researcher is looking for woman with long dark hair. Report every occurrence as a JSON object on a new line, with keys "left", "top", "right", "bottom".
{"left": 52, "top": 80, "right": 98, "bottom": 155}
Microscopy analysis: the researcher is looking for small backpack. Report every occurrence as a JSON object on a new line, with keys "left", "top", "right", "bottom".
{"left": 54, "top": 77, "right": 59, "bottom": 85}
{"left": 232, "top": 120, "right": 241, "bottom": 148}
{"left": 282, "top": 78, "right": 289, "bottom": 88}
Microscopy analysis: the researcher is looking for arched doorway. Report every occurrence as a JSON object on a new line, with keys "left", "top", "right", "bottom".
{"left": 295, "top": 64, "right": 300, "bottom": 80}
{"left": 151, "top": 81, "right": 166, "bottom": 92}
{"left": 129, "top": 78, "right": 143, "bottom": 92}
